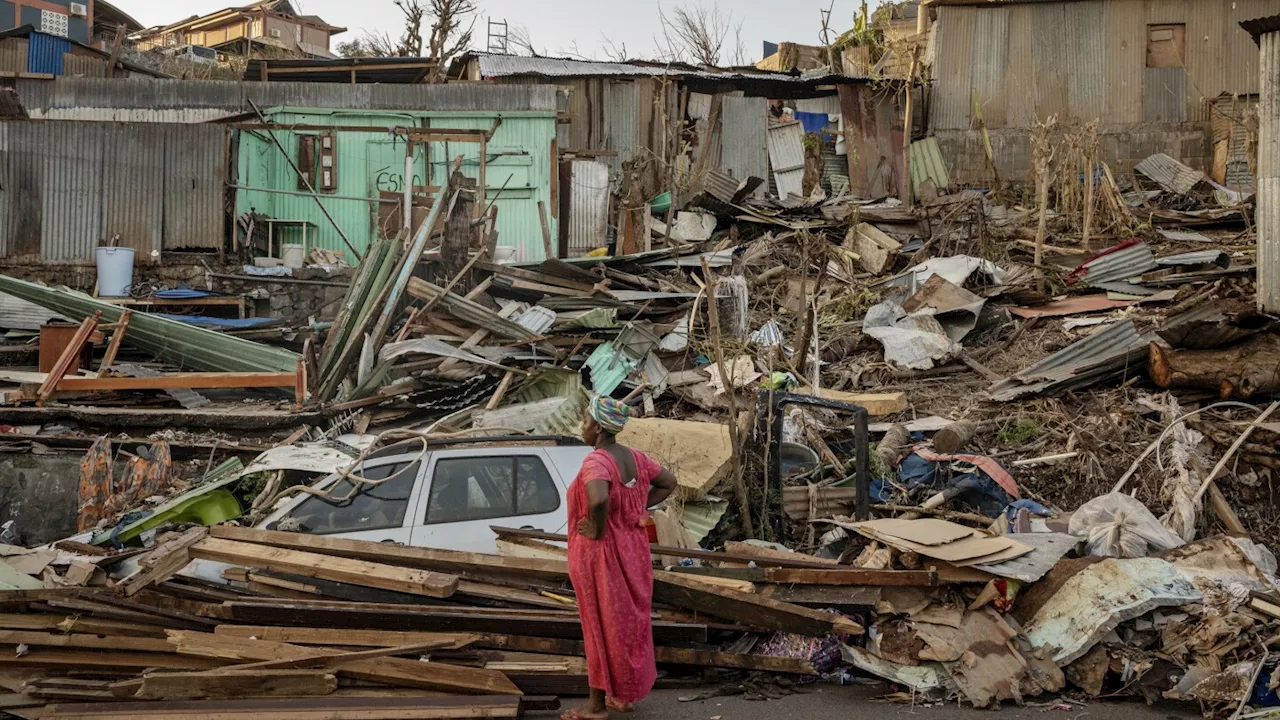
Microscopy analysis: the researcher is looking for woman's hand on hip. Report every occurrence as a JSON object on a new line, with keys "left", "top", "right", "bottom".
{"left": 577, "top": 518, "right": 601, "bottom": 540}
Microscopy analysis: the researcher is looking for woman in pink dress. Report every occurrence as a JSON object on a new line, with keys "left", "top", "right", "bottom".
{"left": 563, "top": 396, "right": 678, "bottom": 720}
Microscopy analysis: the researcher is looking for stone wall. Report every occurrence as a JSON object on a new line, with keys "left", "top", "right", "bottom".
{"left": 0, "top": 257, "right": 353, "bottom": 322}
{"left": 0, "top": 452, "right": 83, "bottom": 545}
{"left": 932, "top": 123, "right": 1214, "bottom": 188}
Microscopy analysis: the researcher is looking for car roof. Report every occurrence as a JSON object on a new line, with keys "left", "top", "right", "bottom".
{"left": 366, "top": 435, "right": 587, "bottom": 461}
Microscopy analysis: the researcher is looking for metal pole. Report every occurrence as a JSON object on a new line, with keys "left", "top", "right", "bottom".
{"left": 404, "top": 140, "right": 415, "bottom": 239}
{"left": 854, "top": 409, "right": 870, "bottom": 521}
{"left": 246, "top": 99, "right": 362, "bottom": 262}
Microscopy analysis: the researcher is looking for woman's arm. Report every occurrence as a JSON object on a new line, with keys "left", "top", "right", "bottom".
{"left": 647, "top": 467, "right": 678, "bottom": 508}
{"left": 579, "top": 479, "right": 611, "bottom": 540}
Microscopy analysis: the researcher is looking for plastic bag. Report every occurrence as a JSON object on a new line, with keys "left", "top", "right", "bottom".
{"left": 1068, "top": 493, "right": 1185, "bottom": 558}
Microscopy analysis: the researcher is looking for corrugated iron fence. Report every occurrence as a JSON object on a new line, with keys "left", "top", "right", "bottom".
{"left": 0, "top": 120, "right": 227, "bottom": 262}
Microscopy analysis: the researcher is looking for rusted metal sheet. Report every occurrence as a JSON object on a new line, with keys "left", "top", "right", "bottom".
{"left": 163, "top": 124, "right": 227, "bottom": 251}
{"left": 104, "top": 123, "right": 164, "bottom": 257}
{"left": 566, "top": 160, "right": 609, "bottom": 258}
{"left": 1065, "top": 1, "right": 1106, "bottom": 123}
{"left": 931, "top": 5, "right": 976, "bottom": 131}
{"left": 766, "top": 121, "right": 806, "bottom": 199}
{"left": 40, "top": 121, "right": 106, "bottom": 262}
{"left": 721, "top": 96, "right": 767, "bottom": 186}
{"left": 972, "top": 6, "right": 1009, "bottom": 128}
{"left": 989, "top": 320, "right": 1149, "bottom": 401}
{"left": 1136, "top": 153, "right": 1205, "bottom": 194}
{"left": 603, "top": 79, "right": 640, "bottom": 174}
{"left": 1004, "top": 5, "right": 1035, "bottom": 129}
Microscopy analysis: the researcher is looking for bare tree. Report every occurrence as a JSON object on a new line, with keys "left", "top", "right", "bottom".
{"left": 507, "top": 24, "right": 541, "bottom": 57}
{"left": 600, "top": 35, "right": 630, "bottom": 63}
{"left": 425, "top": 0, "right": 478, "bottom": 82}
{"left": 336, "top": 34, "right": 397, "bottom": 57}
{"left": 656, "top": 2, "right": 743, "bottom": 67}
{"left": 394, "top": 0, "right": 427, "bottom": 57}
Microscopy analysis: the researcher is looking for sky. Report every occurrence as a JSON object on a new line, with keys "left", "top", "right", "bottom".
{"left": 111, "top": 0, "right": 881, "bottom": 63}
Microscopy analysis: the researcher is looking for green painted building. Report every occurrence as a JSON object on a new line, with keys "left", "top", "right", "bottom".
{"left": 234, "top": 105, "right": 559, "bottom": 264}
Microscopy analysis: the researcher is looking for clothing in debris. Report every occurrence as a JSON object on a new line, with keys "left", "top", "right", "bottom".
{"left": 567, "top": 448, "right": 661, "bottom": 704}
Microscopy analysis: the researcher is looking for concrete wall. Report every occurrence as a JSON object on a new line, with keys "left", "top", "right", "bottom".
{"left": 933, "top": 123, "right": 1212, "bottom": 187}
{"left": 0, "top": 1, "right": 90, "bottom": 45}
{"left": 0, "top": 452, "right": 82, "bottom": 545}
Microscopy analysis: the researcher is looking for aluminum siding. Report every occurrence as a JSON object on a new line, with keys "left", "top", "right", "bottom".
{"left": 721, "top": 96, "right": 768, "bottom": 185}
{"left": 766, "top": 121, "right": 806, "bottom": 199}
{"left": 26, "top": 33, "right": 68, "bottom": 76}
{"left": 603, "top": 79, "right": 640, "bottom": 175}
{"left": 566, "top": 160, "right": 609, "bottom": 258}
{"left": 1105, "top": 0, "right": 1146, "bottom": 124}
{"left": 972, "top": 6, "right": 1009, "bottom": 129}
{"left": 1259, "top": 30, "right": 1280, "bottom": 312}
{"left": 931, "top": 5, "right": 976, "bottom": 130}
{"left": 164, "top": 124, "right": 227, "bottom": 251}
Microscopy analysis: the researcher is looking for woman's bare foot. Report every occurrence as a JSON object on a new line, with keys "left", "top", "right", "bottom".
{"left": 561, "top": 708, "right": 608, "bottom": 720}
{"left": 606, "top": 698, "right": 635, "bottom": 713}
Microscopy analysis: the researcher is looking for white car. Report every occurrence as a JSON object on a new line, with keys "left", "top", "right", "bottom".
{"left": 257, "top": 437, "right": 592, "bottom": 554}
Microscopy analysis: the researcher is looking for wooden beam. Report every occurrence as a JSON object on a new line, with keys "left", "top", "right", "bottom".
{"left": 118, "top": 527, "right": 208, "bottom": 597}
{"left": 166, "top": 631, "right": 520, "bottom": 696}
{"left": 99, "top": 309, "right": 131, "bottom": 370}
{"left": 0, "top": 631, "right": 172, "bottom": 653}
{"left": 651, "top": 571, "right": 864, "bottom": 637}
{"left": 473, "top": 262, "right": 596, "bottom": 293}
{"left": 0, "top": 647, "right": 220, "bottom": 670}
{"left": 41, "top": 695, "right": 521, "bottom": 720}
{"left": 188, "top": 537, "right": 459, "bottom": 600}
{"left": 58, "top": 372, "right": 298, "bottom": 392}
{"left": 664, "top": 566, "right": 938, "bottom": 587}
{"left": 491, "top": 527, "right": 839, "bottom": 569}
{"left": 134, "top": 670, "right": 337, "bottom": 701}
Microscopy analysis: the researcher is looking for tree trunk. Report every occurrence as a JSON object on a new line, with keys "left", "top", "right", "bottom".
{"left": 933, "top": 420, "right": 978, "bottom": 455}
{"left": 1149, "top": 335, "right": 1280, "bottom": 399}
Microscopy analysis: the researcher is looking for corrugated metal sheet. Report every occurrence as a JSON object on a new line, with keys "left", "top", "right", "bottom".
{"left": 14, "top": 78, "right": 560, "bottom": 122}
{"left": 1211, "top": 94, "right": 1257, "bottom": 191}
{"left": 0, "top": 291, "right": 67, "bottom": 330}
{"left": 603, "top": 79, "right": 639, "bottom": 173}
{"left": 27, "top": 33, "right": 69, "bottom": 76}
{"left": 972, "top": 6, "right": 1009, "bottom": 128}
{"left": 1259, "top": 29, "right": 1280, "bottom": 312}
{"left": 1077, "top": 242, "right": 1158, "bottom": 284}
{"left": 767, "top": 121, "right": 806, "bottom": 199}
{"left": 1136, "top": 152, "right": 1205, "bottom": 194}
{"left": 1144, "top": 67, "right": 1188, "bottom": 123}
{"left": 794, "top": 96, "right": 840, "bottom": 116}
{"left": 1032, "top": 2, "right": 1069, "bottom": 121}
{"left": 163, "top": 124, "right": 226, "bottom": 250}
{"left": 61, "top": 53, "right": 105, "bottom": 78}
{"left": 1004, "top": 5, "right": 1035, "bottom": 129}
{"left": 932, "top": 5, "right": 976, "bottom": 130}
{"left": 471, "top": 52, "right": 871, "bottom": 83}
{"left": 1065, "top": 1, "right": 1106, "bottom": 122}
{"left": 0, "top": 39, "right": 28, "bottom": 76}
{"left": 1105, "top": 0, "right": 1146, "bottom": 123}
{"left": 567, "top": 160, "right": 609, "bottom": 258}
{"left": 0, "top": 120, "right": 227, "bottom": 262}
{"left": 910, "top": 137, "right": 950, "bottom": 196}
{"left": 989, "top": 320, "right": 1149, "bottom": 401}
{"left": 1157, "top": 298, "right": 1273, "bottom": 349}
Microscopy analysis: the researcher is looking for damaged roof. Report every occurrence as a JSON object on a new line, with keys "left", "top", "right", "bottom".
{"left": 1241, "top": 14, "right": 1280, "bottom": 43}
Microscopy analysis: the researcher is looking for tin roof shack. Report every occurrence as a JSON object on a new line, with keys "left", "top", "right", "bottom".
{"left": 131, "top": 0, "right": 345, "bottom": 61}
{"left": 928, "top": 0, "right": 1275, "bottom": 185}
{"left": 0, "top": 0, "right": 91, "bottom": 45}
{"left": 233, "top": 104, "right": 560, "bottom": 264}
{"left": 452, "top": 52, "right": 910, "bottom": 221}
{"left": 1243, "top": 14, "right": 1280, "bottom": 313}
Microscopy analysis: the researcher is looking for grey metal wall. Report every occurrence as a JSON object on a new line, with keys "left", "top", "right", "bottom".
{"left": 1259, "top": 29, "right": 1280, "bottom": 312}
{"left": 0, "top": 120, "right": 227, "bottom": 263}
{"left": 720, "top": 96, "right": 768, "bottom": 185}
{"left": 933, "top": 0, "right": 1277, "bottom": 131}
{"left": 13, "top": 78, "right": 561, "bottom": 122}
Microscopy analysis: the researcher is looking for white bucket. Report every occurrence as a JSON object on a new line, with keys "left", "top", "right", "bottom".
{"left": 492, "top": 246, "right": 518, "bottom": 264}
{"left": 95, "top": 247, "right": 135, "bottom": 297}
{"left": 282, "top": 243, "right": 306, "bottom": 269}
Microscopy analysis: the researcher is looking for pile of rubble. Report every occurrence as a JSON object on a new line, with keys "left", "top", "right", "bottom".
{"left": 0, "top": 139, "right": 1277, "bottom": 716}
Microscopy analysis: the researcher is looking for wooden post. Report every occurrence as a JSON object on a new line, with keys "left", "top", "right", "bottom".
{"left": 901, "top": 49, "right": 919, "bottom": 209}
{"left": 702, "top": 258, "right": 755, "bottom": 539}
{"left": 403, "top": 140, "right": 414, "bottom": 241}
{"left": 538, "top": 201, "right": 555, "bottom": 261}
{"left": 99, "top": 309, "right": 132, "bottom": 371}
{"left": 106, "top": 26, "right": 125, "bottom": 78}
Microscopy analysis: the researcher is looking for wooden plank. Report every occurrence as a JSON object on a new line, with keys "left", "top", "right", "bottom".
{"left": 209, "top": 526, "right": 570, "bottom": 584}
{"left": 215, "top": 626, "right": 481, "bottom": 649}
{"left": 0, "top": 647, "right": 220, "bottom": 670}
{"left": 214, "top": 639, "right": 466, "bottom": 673}
{"left": 166, "top": 631, "right": 520, "bottom": 696}
{"left": 98, "top": 309, "right": 131, "bottom": 371}
{"left": 189, "top": 537, "right": 459, "bottom": 599}
{"left": 0, "top": 631, "right": 172, "bottom": 653}
{"left": 664, "top": 566, "right": 938, "bottom": 586}
{"left": 135, "top": 670, "right": 337, "bottom": 701}
{"left": 42, "top": 695, "right": 521, "bottom": 720}
{"left": 651, "top": 572, "right": 864, "bottom": 637}
{"left": 58, "top": 373, "right": 297, "bottom": 392}
{"left": 119, "top": 527, "right": 208, "bottom": 597}
{"left": 38, "top": 312, "right": 100, "bottom": 406}
{"left": 795, "top": 388, "right": 908, "bottom": 416}
{"left": 221, "top": 602, "right": 707, "bottom": 643}
{"left": 55, "top": 617, "right": 170, "bottom": 638}
{"left": 474, "top": 262, "right": 596, "bottom": 293}
{"left": 758, "top": 584, "right": 882, "bottom": 607}
{"left": 491, "top": 527, "right": 839, "bottom": 569}
{"left": 45, "top": 598, "right": 211, "bottom": 631}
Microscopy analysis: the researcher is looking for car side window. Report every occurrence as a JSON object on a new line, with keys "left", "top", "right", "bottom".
{"left": 283, "top": 460, "right": 419, "bottom": 535}
{"left": 426, "top": 455, "right": 560, "bottom": 525}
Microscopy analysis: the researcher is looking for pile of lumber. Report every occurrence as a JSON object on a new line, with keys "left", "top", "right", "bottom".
{"left": 0, "top": 525, "right": 906, "bottom": 720}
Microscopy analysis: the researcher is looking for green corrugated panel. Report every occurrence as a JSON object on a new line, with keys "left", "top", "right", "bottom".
{"left": 910, "top": 137, "right": 951, "bottom": 197}
{"left": 235, "top": 107, "right": 559, "bottom": 265}
{"left": 678, "top": 496, "right": 729, "bottom": 544}
{"left": 0, "top": 275, "right": 298, "bottom": 374}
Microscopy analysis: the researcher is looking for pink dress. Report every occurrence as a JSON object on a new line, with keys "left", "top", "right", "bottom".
{"left": 567, "top": 448, "right": 661, "bottom": 703}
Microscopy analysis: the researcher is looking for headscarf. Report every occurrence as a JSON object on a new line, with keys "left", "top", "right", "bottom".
{"left": 589, "top": 395, "right": 631, "bottom": 435}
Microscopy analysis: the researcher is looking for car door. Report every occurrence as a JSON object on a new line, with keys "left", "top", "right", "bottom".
{"left": 408, "top": 448, "right": 568, "bottom": 553}
{"left": 266, "top": 449, "right": 428, "bottom": 545}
